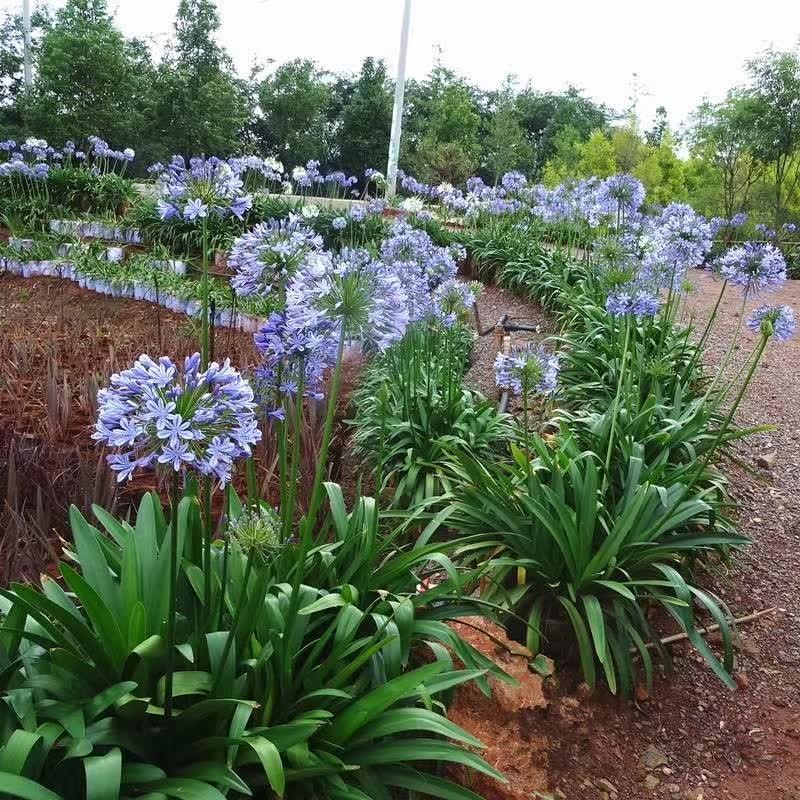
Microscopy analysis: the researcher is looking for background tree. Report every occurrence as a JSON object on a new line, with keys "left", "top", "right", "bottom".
{"left": 689, "top": 95, "right": 764, "bottom": 217}
{"left": 0, "top": 4, "right": 51, "bottom": 132}
{"left": 145, "top": 0, "right": 250, "bottom": 161}
{"left": 336, "top": 57, "right": 392, "bottom": 178}
{"left": 515, "top": 86, "right": 608, "bottom": 177}
{"left": 24, "top": 0, "right": 149, "bottom": 147}
{"left": 255, "top": 60, "right": 333, "bottom": 167}
{"left": 483, "top": 78, "right": 534, "bottom": 183}
{"left": 415, "top": 82, "right": 482, "bottom": 184}
{"left": 744, "top": 47, "right": 800, "bottom": 223}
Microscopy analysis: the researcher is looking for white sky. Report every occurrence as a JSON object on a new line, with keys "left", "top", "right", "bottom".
{"left": 18, "top": 0, "right": 800, "bottom": 129}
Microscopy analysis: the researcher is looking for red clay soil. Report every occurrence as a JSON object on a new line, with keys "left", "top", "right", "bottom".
{"left": 447, "top": 274, "right": 800, "bottom": 800}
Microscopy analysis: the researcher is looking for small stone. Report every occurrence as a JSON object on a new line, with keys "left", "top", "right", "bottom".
{"left": 596, "top": 779, "right": 618, "bottom": 794}
{"left": 756, "top": 451, "right": 777, "bottom": 469}
{"left": 644, "top": 774, "right": 661, "bottom": 791}
{"left": 640, "top": 745, "right": 669, "bottom": 769}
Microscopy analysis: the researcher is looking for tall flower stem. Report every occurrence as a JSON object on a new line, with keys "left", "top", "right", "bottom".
{"left": 689, "top": 333, "right": 769, "bottom": 490}
{"left": 682, "top": 280, "right": 727, "bottom": 384}
{"left": 603, "top": 316, "right": 631, "bottom": 491}
{"left": 283, "top": 363, "right": 305, "bottom": 540}
{"left": 302, "top": 327, "right": 347, "bottom": 538}
{"left": 706, "top": 294, "right": 747, "bottom": 399}
{"left": 200, "top": 216, "right": 210, "bottom": 368}
{"left": 164, "top": 474, "right": 181, "bottom": 722}
{"left": 202, "top": 476, "right": 213, "bottom": 629}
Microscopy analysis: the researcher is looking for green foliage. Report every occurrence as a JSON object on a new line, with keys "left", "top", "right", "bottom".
{"left": 0, "top": 491, "right": 507, "bottom": 799}
{"left": 23, "top": 0, "right": 151, "bottom": 148}
{"left": 255, "top": 59, "right": 334, "bottom": 167}
{"left": 144, "top": 0, "right": 251, "bottom": 161}
{"left": 351, "top": 322, "right": 514, "bottom": 508}
{"left": 483, "top": 88, "right": 534, "bottom": 183}
{"left": 443, "top": 436, "right": 743, "bottom": 695}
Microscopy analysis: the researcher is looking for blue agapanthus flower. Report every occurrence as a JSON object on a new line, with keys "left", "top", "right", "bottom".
{"left": 494, "top": 345, "right": 560, "bottom": 397}
{"left": 331, "top": 216, "right": 347, "bottom": 231}
{"left": 642, "top": 203, "right": 712, "bottom": 287}
{"left": 606, "top": 286, "right": 661, "bottom": 319}
{"left": 501, "top": 171, "right": 527, "bottom": 193}
{"left": 254, "top": 306, "right": 339, "bottom": 411}
{"left": 229, "top": 216, "right": 323, "bottom": 297}
{"left": 154, "top": 155, "right": 253, "bottom": 222}
{"left": 715, "top": 242, "right": 787, "bottom": 297}
{"left": 746, "top": 305, "right": 796, "bottom": 342}
{"left": 94, "top": 353, "right": 261, "bottom": 484}
{"left": 730, "top": 212, "right": 748, "bottom": 228}
{"left": 379, "top": 221, "right": 458, "bottom": 322}
{"left": 594, "top": 174, "right": 646, "bottom": 223}
{"left": 287, "top": 248, "right": 410, "bottom": 352}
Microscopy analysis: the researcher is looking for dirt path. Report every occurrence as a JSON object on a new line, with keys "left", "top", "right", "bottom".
{"left": 460, "top": 273, "right": 800, "bottom": 800}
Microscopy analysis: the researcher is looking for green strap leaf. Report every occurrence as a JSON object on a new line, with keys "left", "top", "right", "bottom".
{"left": 0, "top": 773, "right": 63, "bottom": 800}
{"left": 84, "top": 747, "right": 121, "bottom": 800}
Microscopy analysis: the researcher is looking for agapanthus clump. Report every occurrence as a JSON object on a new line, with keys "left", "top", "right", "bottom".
{"left": 494, "top": 345, "right": 560, "bottom": 397}
{"left": 715, "top": 242, "right": 787, "bottom": 297}
{"left": 155, "top": 155, "right": 253, "bottom": 221}
{"left": 93, "top": 353, "right": 261, "bottom": 485}
{"left": 746, "top": 305, "right": 796, "bottom": 342}
{"left": 229, "top": 216, "right": 323, "bottom": 297}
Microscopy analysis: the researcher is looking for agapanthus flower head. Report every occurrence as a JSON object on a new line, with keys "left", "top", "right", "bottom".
{"left": 746, "top": 304, "right": 796, "bottom": 342}
{"left": 593, "top": 234, "right": 639, "bottom": 276}
{"left": 501, "top": 171, "right": 527, "bottom": 193}
{"left": 715, "top": 242, "right": 787, "bottom": 297}
{"left": 254, "top": 306, "right": 338, "bottom": 412}
{"left": 606, "top": 285, "right": 661, "bottom": 319}
{"left": 301, "top": 203, "right": 320, "bottom": 219}
{"left": 782, "top": 222, "right": 797, "bottom": 235}
{"left": 641, "top": 203, "right": 712, "bottom": 287}
{"left": 494, "top": 344, "right": 559, "bottom": 397}
{"left": 229, "top": 504, "right": 282, "bottom": 557}
{"left": 229, "top": 216, "right": 323, "bottom": 297}
{"left": 93, "top": 353, "right": 261, "bottom": 485}
{"left": 730, "top": 212, "right": 748, "bottom": 228}
{"left": 400, "top": 196, "right": 425, "bottom": 213}
{"left": 287, "top": 248, "right": 409, "bottom": 351}
{"left": 331, "top": 216, "right": 347, "bottom": 231}
{"left": 379, "top": 221, "right": 458, "bottom": 322}
{"left": 432, "top": 278, "right": 477, "bottom": 326}
{"left": 594, "top": 174, "right": 646, "bottom": 223}
{"left": 154, "top": 155, "right": 252, "bottom": 222}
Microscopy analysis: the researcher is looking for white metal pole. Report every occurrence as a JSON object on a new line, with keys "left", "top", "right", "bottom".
{"left": 22, "top": 0, "right": 33, "bottom": 88}
{"left": 385, "top": 0, "right": 411, "bottom": 199}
